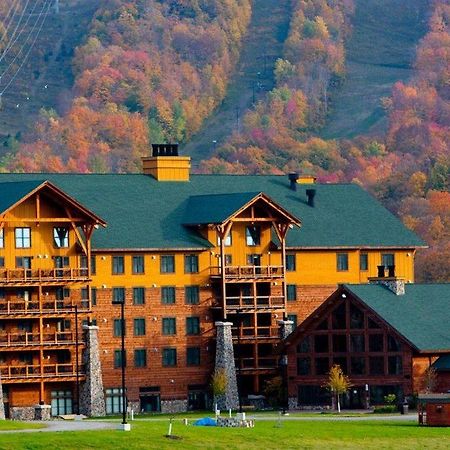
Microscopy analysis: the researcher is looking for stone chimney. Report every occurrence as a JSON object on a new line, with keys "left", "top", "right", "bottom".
{"left": 369, "top": 265, "right": 405, "bottom": 295}
{"left": 142, "top": 144, "right": 191, "bottom": 181}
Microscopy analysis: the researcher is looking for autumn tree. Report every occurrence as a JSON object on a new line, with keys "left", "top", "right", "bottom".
{"left": 326, "top": 364, "right": 352, "bottom": 413}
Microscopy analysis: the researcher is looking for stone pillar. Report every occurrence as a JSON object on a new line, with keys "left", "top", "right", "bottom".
{"left": 0, "top": 374, "right": 5, "bottom": 420}
{"left": 278, "top": 320, "right": 294, "bottom": 339}
{"left": 34, "top": 404, "right": 51, "bottom": 420}
{"left": 369, "top": 277, "right": 405, "bottom": 295}
{"left": 214, "top": 322, "right": 239, "bottom": 410}
{"left": 80, "top": 325, "right": 106, "bottom": 417}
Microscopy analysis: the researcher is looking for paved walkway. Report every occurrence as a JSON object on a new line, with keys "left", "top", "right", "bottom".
{"left": 0, "top": 420, "right": 116, "bottom": 433}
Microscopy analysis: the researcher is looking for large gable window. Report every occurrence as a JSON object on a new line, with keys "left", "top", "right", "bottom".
{"left": 53, "top": 227, "right": 69, "bottom": 248}
{"left": 246, "top": 226, "right": 261, "bottom": 246}
{"left": 15, "top": 227, "right": 31, "bottom": 248}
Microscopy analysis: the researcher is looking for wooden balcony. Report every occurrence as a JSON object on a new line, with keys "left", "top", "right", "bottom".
{"left": 225, "top": 295, "right": 285, "bottom": 311}
{"left": 0, "top": 268, "right": 90, "bottom": 286}
{"left": 232, "top": 326, "right": 280, "bottom": 340}
{"left": 0, "top": 299, "right": 90, "bottom": 316}
{"left": 236, "top": 356, "right": 278, "bottom": 371}
{"left": 0, "top": 363, "right": 85, "bottom": 383}
{"left": 0, "top": 331, "right": 82, "bottom": 348}
{"left": 210, "top": 265, "right": 285, "bottom": 281}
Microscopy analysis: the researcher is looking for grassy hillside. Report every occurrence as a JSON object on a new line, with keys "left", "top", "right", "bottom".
{"left": 320, "top": 0, "right": 429, "bottom": 139}
{"left": 0, "top": 0, "right": 99, "bottom": 143}
{"left": 183, "top": 0, "right": 291, "bottom": 164}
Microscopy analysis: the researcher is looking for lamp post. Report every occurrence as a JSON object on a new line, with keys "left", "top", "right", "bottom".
{"left": 112, "top": 297, "right": 130, "bottom": 431}
{"left": 279, "top": 354, "right": 288, "bottom": 415}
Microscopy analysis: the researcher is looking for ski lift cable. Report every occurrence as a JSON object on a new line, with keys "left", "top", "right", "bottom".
{"left": 0, "top": 0, "right": 52, "bottom": 96}
{"left": 0, "top": 0, "right": 33, "bottom": 60}
{"left": 0, "top": 0, "right": 23, "bottom": 44}
{"left": 0, "top": 0, "right": 49, "bottom": 80}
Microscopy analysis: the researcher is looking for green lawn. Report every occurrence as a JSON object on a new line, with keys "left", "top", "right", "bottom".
{"left": 0, "top": 419, "right": 449, "bottom": 450}
{"left": 0, "top": 421, "right": 44, "bottom": 431}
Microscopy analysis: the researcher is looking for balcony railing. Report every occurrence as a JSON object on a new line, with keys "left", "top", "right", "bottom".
{"left": 0, "top": 363, "right": 84, "bottom": 380}
{"left": 225, "top": 295, "right": 284, "bottom": 310}
{"left": 210, "top": 265, "right": 285, "bottom": 280}
{"left": 0, "top": 331, "right": 80, "bottom": 347}
{"left": 0, "top": 299, "right": 90, "bottom": 315}
{"left": 232, "top": 326, "right": 280, "bottom": 340}
{"left": 236, "top": 356, "right": 278, "bottom": 370}
{"left": 0, "top": 268, "right": 89, "bottom": 285}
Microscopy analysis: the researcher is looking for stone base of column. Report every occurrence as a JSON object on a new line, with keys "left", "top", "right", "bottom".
{"left": 0, "top": 379, "right": 4, "bottom": 420}
{"left": 161, "top": 399, "right": 187, "bottom": 413}
{"left": 34, "top": 404, "right": 52, "bottom": 421}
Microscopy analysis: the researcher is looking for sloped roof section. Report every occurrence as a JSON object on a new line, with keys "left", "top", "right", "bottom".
{"left": 0, "top": 180, "right": 45, "bottom": 213}
{"left": 345, "top": 284, "right": 450, "bottom": 352}
{"left": 0, "top": 173, "right": 425, "bottom": 250}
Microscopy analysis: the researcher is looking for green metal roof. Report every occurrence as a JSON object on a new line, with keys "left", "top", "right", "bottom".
{"left": 432, "top": 355, "right": 450, "bottom": 371}
{"left": 0, "top": 180, "right": 45, "bottom": 214}
{"left": 0, "top": 173, "right": 425, "bottom": 250}
{"left": 344, "top": 284, "right": 450, "bottom": 352}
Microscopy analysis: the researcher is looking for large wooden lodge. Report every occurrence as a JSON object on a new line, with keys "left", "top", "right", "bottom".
{"left": 0, "top": 144, "right": 448, "bottom": 418}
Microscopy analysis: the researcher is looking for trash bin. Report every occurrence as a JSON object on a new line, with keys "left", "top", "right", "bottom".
{"left": 401, "top": 400, "right": 409, "bottom": 415}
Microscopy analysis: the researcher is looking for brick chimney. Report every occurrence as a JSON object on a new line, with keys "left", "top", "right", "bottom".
{"left": 142, "top": 144, "right": 191, "bottom": 181}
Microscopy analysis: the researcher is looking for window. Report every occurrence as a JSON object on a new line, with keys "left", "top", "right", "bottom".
{"left": 184, "top": 255, "right": 199, "bottom": 273}
{"left": 245, "top": 226, "right": 260, "bottom": 246}
{"left": 187, "top": 347, "right": 201, "bottom": 366}
{"left": 185, "top": 286, "right": 199, "bottom": 305}
{"left": 349, "top": 304, "right": 364, "bottom": 329}
{"left": 105, "top": 388, "right": 123, "bottom": 414}
{"left": 15, "top": 227, "right": 31, "bottom": 248}
{"left": 91, "top": 287, "right": 97, "bottom": 306}
{"left": 360, "top": 253, "right": 368, "bottom": 271}
{"left": 350, "top": 334, "right": 365, "bottom": 353}
{"left": 286, "top": 254, "right": 296, "bottom": 271}
{"left": 388, "top": 356, "right": 402, "bottom": 375}
{"left": 382, "top": 253, "right": 395, "bottom": 268}
{"left": 133, "top": 287, "right": 145, "bottom": 305}
{"left": 332, "top": 303, "right": 346, "bottom": 329}
{"left": 186, "top": 317, "right": 200, "bottom": 335}
{"left": 112, "top": 256, "right": 124, "bottom": 275}
{"left": 247, "top": 254, "right": 261, "bottom": 266}
{"left": 161, "top": 286, "right": 175, "bottom": 304}
{"left": 387, "top": 335, "right": 401, "bottom": 352}
{"left": 287, "top": 314, "right": 297, "bottom": 330}
{"left": 16, "top": 256, "right": 32, "bottom": 269}
{"left": 134, "top": 318, "right": 146, "bottom": 336}
{"left": 0, "top": 289, "right": 4, "bottom": 300}
{"left": 315, "top": 357, "right": 329, "bottom": 375}
{"left": 161, "top": 255, "right": 175, "bottom": 273}
{"left": 224, "top": 254, "right": 232, "bottom": 265}
{"left": 351, "top": 357, "right": 365, "bottom": 375}
{"left": 56, "top": 288, "right": 70, "bottom": 301}
{"left": 217, "top": 231, "right": 232, "bottom": 247}
{"left": 134, "top": 349, "right": 147, "bottom": 368}
{"left": 337, "top": 253, "right": 348, "bottom": 271}
{"left": 113, "top": 319, "right": 124, "bottom": 337}
{"left": 369, "top": 356, "right": 384, "bottom": 375}
{"left": 297, "top": 337, "right": 310, "bottom": 353}
{"left": 162, "top": 318, "right": 176, "bottom": 335}
{"left": 132, "top": 255, "right": 145, "bottom": 274}
{"left": 0, "top": 257, "right": 4, "bottom": 268}
{"left": 287, "top": 284, "right": 297, "bottom": 302}
{"left": 81, "top": 255, "right": 96, "bottom": 275}
{"left": 112, "top": 287, "right": 125, "bottom": 304}
{"left": 0, "top": 229, "right": 3, "bottom": 248}
{"left": 114, "top": 350, "right": 126, "bottom": 368}
{"left": 162, "top": 348, "right": 177, "bottom": 366}
{"left": 369, "top": 334, "right": 384, "bottom": 352}
{"left": 332, "top": 335, "right": 347, "bottom": 352}
{"left": 315, "top": 335, "right": 329, "bottom": 353}
{"left": 53, "top": 227, "right": 69, "bottom": 248}
{"left": 297, "top": 357, "right": 311, "bottom": 375}
{"left": 51, "top": 390, "right": 73, "bottom": 416}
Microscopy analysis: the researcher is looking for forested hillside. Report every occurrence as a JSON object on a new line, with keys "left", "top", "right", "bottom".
{"left": 3, "top": 0, "right": 252, "bottom": 171}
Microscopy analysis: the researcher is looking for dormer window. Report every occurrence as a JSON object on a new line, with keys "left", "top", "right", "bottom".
{"left": 53, "top": 227, "right": 69, "bottom": 248}
{"left": 246, "top": 226, "right": 260, "bottom": 246}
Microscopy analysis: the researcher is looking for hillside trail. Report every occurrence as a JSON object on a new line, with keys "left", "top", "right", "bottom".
{"left": 183, "top": 0, "right": 291, "bottom": 166}
{"left": 0, "top": 0, "right": 99, "bottom": 144}
{"left": 320, "top": 0, "right": 429, "bottom": 140}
